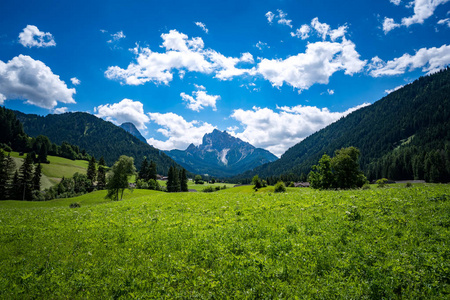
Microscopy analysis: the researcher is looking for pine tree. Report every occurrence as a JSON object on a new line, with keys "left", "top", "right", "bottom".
{"left": 87, "top": 156, "right": 97, "bottom": 183}
{"left": 149, "top": 161, "right": 157, "bottom": 181}
{"left": 0, "top": 150, "right": 7, "bottom": 199}
{"left": 33, "top": 163, "right": 42, "bottom": 192}
{"left": 167, "top": 166, "right": 174, "bottom": 192}
{"left": 180, "top": 168, "right": 188, "bottom": 192}
{"left": 97, "top": 156, "right": 107, "bottom": 190}
{"left": 139, "top": 158, "right": 149, "bottom": 181}
{"left": 19, "top": 153, "right": 34, "bottom": 200}
{"left": 9, "top": 170, "right": 21, "bottom": 200}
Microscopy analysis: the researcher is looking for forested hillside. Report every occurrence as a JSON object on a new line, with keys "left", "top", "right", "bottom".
{"left": 234, "top": 67, "right": 450, "bottom": 182}
{"left": 15, "top": 111, "right": 179, "bottom": 174}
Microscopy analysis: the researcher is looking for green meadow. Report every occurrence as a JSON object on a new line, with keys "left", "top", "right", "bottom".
{"left": 8, "top": 152, "right": 89, "bottom": 189}
{"left": 1, "top": 184, "right": 450, "bottom": 298}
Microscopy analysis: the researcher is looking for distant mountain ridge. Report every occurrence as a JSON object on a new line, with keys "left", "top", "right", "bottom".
{"left": 120, "top": 122, "right": 147, "bottom": 143}
{"left": 232, "top": 67, "right": 450, "bottom": 182}
{"left": 166, "top": 129, "right": 278, "bottom": 178}
{"left": 15, "top": 111, "right": 180, "bottom": 174}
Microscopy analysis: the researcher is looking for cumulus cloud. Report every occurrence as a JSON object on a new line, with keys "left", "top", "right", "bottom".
{"left": 230, "top": 103, "right": 370, "bottom": 156}
{"left": 382, "top": 17, "right": 401, "bottom": 34}
{"left": 385, "top": 84, "right": 404, "bottom": 94}
{"left": 105, "top": 30, "right": 255, "bottom": 85}
{"left": 195, "top": 22, "right": 209, "bottom": 33}
{"left": 384, "top": 0, "right": 450, "bottom": 32}
{"left": 276, "top": 9, "right": 293, "bottom": 28}
{"left": 256, "top": 38, "right": 366, "bottom": 92}
{"left": 255, "top": 41, "right": 269, "bottom": 50}
{"left": 18, "top": 25, "right": 56, "bottom": 48}
{"left": 0, "top": 55, "right": 75, "bottom": 109}
{"left": 53, "top": 107, "right": 68, "bottom": 114}
{"left": 369, "top": 44, "right": 450, "bottom": 76}
{"left": 291, "top": 24, "right": 311, "bottom": 39}
{"left": 70, "top": 77, "right": 80, "bottom": 85}
{"left": 94, "top": 98, "right": 150, "bottom": 130}
{"left": 401, "top": 0, "right": 450, "bottom": 27}
{"left": 438, "top": 18, "right": 450, "bottom": 26}
{"left": 147, "top": 112, "right": 216, "bottom": 150}
{"left": 265, "top": 11, "right": 275, "bottom": 23}
{"left": 107, "top": 30, "right": 126, "bottom": 43}
{"left": 181, "top": 87, "right": 220, "bottom": 111}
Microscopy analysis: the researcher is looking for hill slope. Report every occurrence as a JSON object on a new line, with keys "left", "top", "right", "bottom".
{"left": 233, "top": 67, "right": 450, "bottom": 182}
{"left": 166, "top": 129, "right": 278, "bottom": 177}
{"left": 15, "top": 111, "right": 180, "bottom": 174}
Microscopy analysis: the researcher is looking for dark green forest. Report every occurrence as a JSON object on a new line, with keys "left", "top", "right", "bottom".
{"left": 15, "top": 111, "right": 180, "bottom": 175}
{"left": 233, "top": 67, "right": 450, "bottom": 183}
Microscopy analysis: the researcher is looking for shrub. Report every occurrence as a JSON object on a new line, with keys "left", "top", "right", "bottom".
{"left": 202, "top": 186, "right": 215, "bottom": 193}
{"left": 361, "top": 184, "right": 370, "bottom": 190}
{"left": 376, "top": 178, "right": 389, "bottom": 188}
{"left": 215, "top": 186, "right": 221, "bottom": 191}
{"left": 288, "top": 182, "right": 295, "bottom": 187}
{"left": 405, "top": 182, "right": 412, "bottom": 188}
{"left": 274, "top": 181, "right": 286, "bottom": 193}
{"left": 221, "top": 185, "right": 227, "bottom": 190}
{"left": 69, "top": 202, "right": 81, "bottom": 208}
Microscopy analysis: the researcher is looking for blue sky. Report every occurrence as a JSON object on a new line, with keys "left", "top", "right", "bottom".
{"left": 1, "top": 0, "right": 449, "bottom": 156}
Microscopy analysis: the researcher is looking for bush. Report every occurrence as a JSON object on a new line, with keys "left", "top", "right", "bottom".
{"left": 221, "top": 185, "right": 227, "bottom": 190}
{"left": 288, "top": 182, "right": 295, "bottom": 187}
{"left": 361, "top": 184, "right": 370, "bottom": 190}
{"left": 215, "top": 186, "right": 221, "bottom": 191}
{"left": 202, "top": 186, "right": 215, "bottom": 193}
{"left": 405, "top": 182, "right": 412, "bottom": 188}
{"left": 274, "top": 181, "right": 286, "bottom": 193}
{"left": 69, "top": 202, "right": 81, "bottom": 208}
{"left": 376, "top": 178, "right": 389, "bottom": 188}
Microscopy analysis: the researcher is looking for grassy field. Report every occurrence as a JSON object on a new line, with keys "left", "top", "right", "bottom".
{"left": 8, "top": 152, "right": 89, "bottom": 189}
{"left": 1, "top": 184, "right": 450, "bottom": 298}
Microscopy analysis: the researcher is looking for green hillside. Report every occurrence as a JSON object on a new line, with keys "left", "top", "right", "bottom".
{"left": 15, "top": 111, "right": 180, "bottom": 175}
{"left": 1, "top": 184, "right": 449, "bottom": 298}
{"left": 233, "top": 67, "right": 450, "bottom": 182}
{"left": 9, "top": 151, "right": 89, "bottom": 190}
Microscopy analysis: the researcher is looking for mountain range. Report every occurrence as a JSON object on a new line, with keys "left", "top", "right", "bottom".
{"left": 14, "top": 111, "right": 179, "bottom": 174}
{"left": 165, "top": 129, "right": 278, "bottom": 177}
{"left": 232, "top": 67, "right": 450, "bottom": 183}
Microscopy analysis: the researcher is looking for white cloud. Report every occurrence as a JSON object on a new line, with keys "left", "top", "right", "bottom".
{"left": 310, "top": 18, "right": 347, "bottom": 41}
{"left": 401, "top": 0, "right": 450, "bottom": 27}
{"left": 70, "top": 77, "right": 80, "bottom": 85}
{"left": 384, "top": 0, "right": 450, "bottom": 33}
{"left": 0, "top": 55, "right": 75, "bottom": 109}
{"left": 195, "top": 22, "right": 209, "bottom": 33}
{"left": 230, "top": 103, "right": 370, "bottom": 157}
{"left": 53, "top": 107, "right": 68, "bottom": 114}
{"left": 107, "top": 30, "right": 126, "bottom": 43}
{"left": 147, "top": 112, "right": 216, "bottom": 150}
{"left": 382, "top": 17, "right": 401, "bottom": 34}
{"left": 256, "top": 38, "right": 366, "bottom": 92}
{"left": 384, "top": 84, "right": 404, "bottom": 94}
{"left": 369, "top": 44, "right": 450, "bottom": 76}
{"left": 255, "top": 41, "right": 269, "bottom": 50}
{"left": 276, "top": 9, "right": 293, "bottom": 28}
{"left": 94, "top": 98, "right": 150, "bottom": 130}
{"left": 18, "top": 25, "right": 56, "bottom": 48}
{"left": 327, "top": 89, "right": 335, "bottom": 95}
{"left": 105, "top": 30, "right": 215, "bottom": 85}
{"left": 181, "top": 87, "right": 220, "bottom": 112}
{"left": 265, "top": 11, "right": 275, "bottom": 23}
{"left": 438, "top": 18, "right": 450, "bottom": 26}
{"left": 291, "top": 24, "right": 311, "bottom": 39}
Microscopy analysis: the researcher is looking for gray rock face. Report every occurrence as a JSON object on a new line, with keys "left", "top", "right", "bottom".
{"left": 166, "top": 129, "right": 278, "bottom": 177}
{"left": 120, "top": 122, "right": 147, "bottom": 143}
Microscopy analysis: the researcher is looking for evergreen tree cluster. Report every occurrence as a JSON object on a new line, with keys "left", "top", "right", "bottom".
{"left": 136, "top": 158, "right": 161, "bottom": 191}
{"left": 366, "top": 143, "right": 450, "bottom": 182}
{"left": 232, "top": 67, "right": 450, "bottom": 183}
{"left": 0, "top": 151, "right": 42, "bottom": 200}
{"left": 14, "top": 110, "right": 179, "bottom": 174}
{"left": 166, "top": 166, "right": 188, "bottom": 192}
